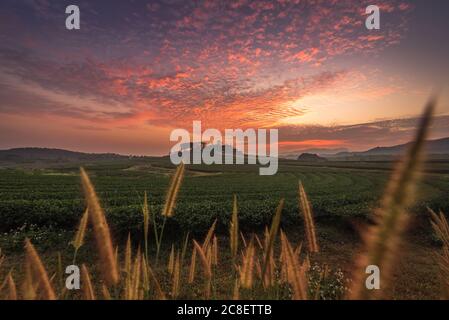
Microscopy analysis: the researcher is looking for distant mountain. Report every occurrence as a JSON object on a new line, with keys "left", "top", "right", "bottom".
{"left": 0, "top": 147, "right": 129, "bottom": 163}
{"left": 281, "top": 148, "right": 348, "bottom": 159}
{"left": 297, "top": 153, "right": 328, "bottom": 162}
{"left": 332, "top": 137, "right": 449, "bottom": 158}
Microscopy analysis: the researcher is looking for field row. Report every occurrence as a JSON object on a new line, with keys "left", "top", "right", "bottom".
{"left": 0, "top": 164, "right": 448, "bottom": 233}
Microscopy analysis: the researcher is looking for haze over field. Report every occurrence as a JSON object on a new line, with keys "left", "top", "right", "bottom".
{"left": 1, "top": 0, "right": 449, "bottom": 155}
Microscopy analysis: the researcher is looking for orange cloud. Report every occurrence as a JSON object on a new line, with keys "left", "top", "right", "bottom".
{"left": 293, "top": 48, "right": 319, "bottom": 63}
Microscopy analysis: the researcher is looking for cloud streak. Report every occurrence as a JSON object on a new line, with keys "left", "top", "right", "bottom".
{"left": 279, "top": 114, "right": 449, "bottom": 151}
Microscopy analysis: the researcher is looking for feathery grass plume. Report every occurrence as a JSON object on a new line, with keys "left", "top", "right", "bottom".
{"left": 230, "top": 194, "right": 239, "bottom": 261}
{"left": 265, "top": 251, "right": 276, "bottom": 288}
{"left": 124, "top": 247, "right": 138, "bottom": 300}
{"left": 131, "top": 248, "right": 142, "bottom": 300}
{"left": 206, "top": 245, "right": 213, "bottom": 272}
{"left": 172, "top": 251, "right": 181, "bottom": 299}
{"left": 81, "top": 264, "right": 96, "bottom": 300}
{"left": 168, "top": 244, "right": 175, "bottom": 275}
{"left": 262, "top": 199, "right": 284, "bottom": 281}
{"left": 72, "top": 209, "right": 89, "bottom": 261}
{"left": 294, "top": 242, "right": 303, "bottom": 258}
{"left": 141, "top": 257, "right": 150, "bottom": 293}
{"left": 142, "top": 191, "right": 150, "bottom": 261}
{"left": 102, "top": 284, "right": 111, "bottom": 300}
{"left": 156, "top": 163, "right": 185, "bottom": 266}
{"left": 429, "top": 209, "right": 449, "bottom": 247}
{"left": 147, "top": 262, "right": 166, "bottom": 300}
{"left": 212, "top": 235, "right": 218, "bottom": 266}
{"left": 22, "top": 261, "right": 36, "bottom": 300}
{"left": 122, "top": 234, "right": 132, "bottom": 299}
{"left": 193, "top": 240, "right": 212, "bottom": 278}
{"left": 428, "top": 209, "right": 449, "bottom": 298}
{"left": 7, "top": 272, "right": 17, "bottom": 300}
{"left": 240, "top": 237, "right": 256, "bottom": 289}
{"left": 298, "top": 182, "right": 319, "bottom": 253}
{"left": 202, "top": 219, "right": 217, "bottom": 250}
{"left": 260, "top": 238, "right": 274, "bottom": 287}
{"left": 24, "top": 239, "right": 56, "bottom": 300}
{"left": 348, "top": 99, "right": 435, "bottom": 300}
{"left": 193, "top": 240, "right": 212, "bottom": 298}
{"left": 80, "top": 168, "right": 119, "bottom": 286}
{"left": 188, "top": 248, "right": 197, "bottom": 284}
{"left": 162, "top": 163, "right": 185, "bottom": 217}
{"left": 280, "top": 231, "right": 308, "bottom": 300}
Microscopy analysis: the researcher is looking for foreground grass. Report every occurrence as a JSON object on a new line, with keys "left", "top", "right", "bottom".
{"left": 0, "top": 222, "right": 441, "bottom": 300}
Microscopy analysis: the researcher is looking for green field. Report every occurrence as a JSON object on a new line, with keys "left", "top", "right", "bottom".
{"left": 1, "top": 158, "right": 448, "bottom": 299}
{"left": 1, "top": 158, "right": 449, "bottom": 236}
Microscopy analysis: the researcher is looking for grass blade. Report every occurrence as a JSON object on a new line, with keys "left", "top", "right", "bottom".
{"left": 240, "top": 237, "right": 256, "bottom": 289}
{"left": 7, "top": 272, "right": 17, "bottom": 300}
{"left": 24, "top": 239, "right": 56, "bottom": 300}
{"left": 80, "top": 168, "right": 119, "bottom": 286}
{"left": 162, "top": 163, "right": 185, "bottom": 217}
{"left": 348, "top": 98, "right": 435, "bottom": 300}
{"left": 262, "top": 198, "right": 284, "bottom": 281}
{"left": 298, "top": 182, "right": 319, "bottom": 253}
{"left": 81, "top": 264, "right": 96, "bottom": 300}
{"left": 188, "top": 247, "right": 197, "bottom": 284}
{"left": 72, "top": 209, "right": 89, "bottom": 263}
{"left": 280, "top": 232, "right": 308, "bottom": 300}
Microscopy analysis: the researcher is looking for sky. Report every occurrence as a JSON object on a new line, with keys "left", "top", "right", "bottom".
{"left": 0, "top": 0, "right": 449, "bottom": 155}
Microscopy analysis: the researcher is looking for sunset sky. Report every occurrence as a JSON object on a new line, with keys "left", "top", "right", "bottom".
{"left": 1, "top": 0, "right": 449, "bottom": 155}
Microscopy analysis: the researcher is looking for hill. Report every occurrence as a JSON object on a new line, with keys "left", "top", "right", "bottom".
{"left": 297, "top": 153, "right": 328, "bottom": 162}
{"left": 280, "top": 147, "right": 348, "bottom": 159}
{"left": 332, "top": 137, "right": 449, "bottom": 159}
{"left": 0, "top": 147, "right": 130, "bottom": 165}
